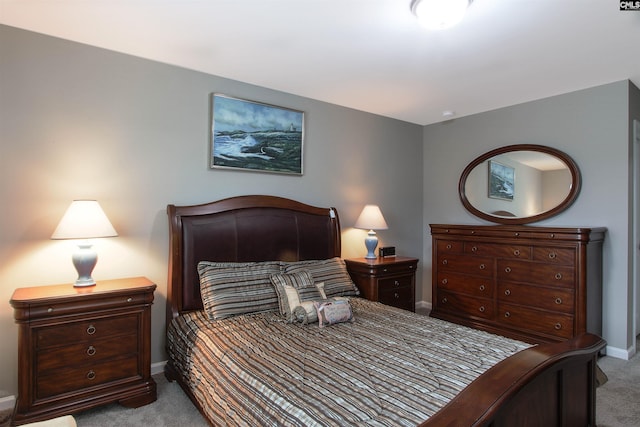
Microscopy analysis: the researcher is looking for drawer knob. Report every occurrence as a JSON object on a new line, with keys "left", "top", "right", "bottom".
{"left": 471, "top": 246, "right": 478, "bottom": 252}
{"left": 479, "top": 264, "right": 486, "bottom": 270}
{"left": 504, "top": 289, "right": 511, "bottom": 296}
{"left": 394, "top": 280, "right": 400, "bottom": 287}
{"left": 446, "top": 244, "right": 452, "bottom": 250}
{"left": 442, "top": 297, "right": 448, "bottom": 304}
{"left": 127, "top": 297, "right": 133, "bottom": 303}
{"left": 47, "top": 307, "right": 54, "bottom": 313}
{"left": 504, "top": 267, "right": 512, "bottom": 273}
{"left": 86, "top": 370, "right": 96, "bottom": 380}
{"left": 555, "top": 273, "right": 563, "bottom": 280}
{"left": 479, "top": 284, "right": 485, "bottom": 291}
{"left": 479, "top": 306, "right": 485, "bottom": 313}
{"left": 442, "top": 259, "right": 448, "bottom": 265}
{"left": 554, "top": 323, "right": 562, "bottom": 330}
{"left": 548, "top": 252, "right": 557, "bottom": 259}
{"left": 86, "top": 345, "right": 96, "bottom": 356}
{"left": 394, "top": 292, "right": 400, "bottom": 299}
{"left": 555, "top": 297, "right": 563, "bottom": 305}
{"left": 86, "top": 325, "right": 96, "bottom": 335}
{"left": 513, "top": 249, "right": 520, "bottom": 256}
{"left": 383, "top": 268, "right": 388, "bottom": 272}
{"left": 504, "top": 311, "right": 511, "bottom": 318}
{"left": 442, "top": 278, "right": 448, "bottom": 285}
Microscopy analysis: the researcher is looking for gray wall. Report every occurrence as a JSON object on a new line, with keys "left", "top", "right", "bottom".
{"left": 423, "top": 80, "right": 639, "bottom": 357}
{"left": 0, "top": 25, "right": 423, "bottom": 397}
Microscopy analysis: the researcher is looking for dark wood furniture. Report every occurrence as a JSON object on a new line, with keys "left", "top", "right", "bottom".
{"left": 10, "top": 277, "right": 157, "bottom": 425}
{"left": 430, "top": 224, "right": 605, "bottom": 344}
{"left": 344, "top": 256, "right": 418, "bottom": 311}
{"left": 165, "top": 195, "right": 604, "bottom": 427}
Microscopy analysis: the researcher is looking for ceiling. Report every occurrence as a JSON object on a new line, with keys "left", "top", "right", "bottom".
{"left": 1, "top": 0, "right": 639, "bottom": 125}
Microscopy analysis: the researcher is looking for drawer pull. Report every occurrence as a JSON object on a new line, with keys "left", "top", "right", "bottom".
{"left": 86, "top": 345, "right": 96, "bottom": 356}
{"left": 504, "top": 311, "right": 511, "bottom": 318}
{"left": 514, "top": 232, "right": 520, "bottom": 237}
{"left": 446, "top": 244, "right": 452, "bottom": 250}
{"left": 513, "top": 249, "right": 520, "bottom": 256}
{"left": 504, "top": 267, "right": 512, "bottom": 273}
{"left": 479, "top": 264, "right": 486, "bottom": 270}
{"left": 86, "top": 325, "right": 96, "bottom": 335}
{"left": 555, "top": 297, "right": 563, "bottom": 305}
{"left": 441, "top": 278, "right": 448, "bottom": 285}
{"left": 548, "top": 252, "right": 557, "bottom": 259}
{"left": 479, "top": 284, "right": 485, "bottom": 291}
{"left": 442, "top": 259, "right": 448, "bottom": 265}
{"left": 86, "top": 370, "right": 96, "bottom": 380}
{"left": 47, "top": 307, "right": 54, "bottom": 313}
{"left": 394, "top": 280, "right": 400, "bottom": 287}
{"left": 409, "top": 265, "right": 414, "bottom": 269}
{"left": 479, "top": 306, "right": 485, "bottom": 313}
{"left": 555, "top": 273, "right": 563, "bottom": 280}
{"left": 471, "top": 246, "right": 478, "bottom": 252}
{"left": 394, "top": 292, "right": 400, "bottom": 299}
{"left": 383, "top": 268, "right": 388, "bottom": 272}
{"left": 554, "top": 323, "right": 562, "bottom": 330}
{"left": 127, "top": 297, "right": 133, "bottom": 303}
{"left": 442, "top": 297, "right": 448, "bottom": 304}
{"left": 504, "top": 289, "right": 511, "bottom": 296}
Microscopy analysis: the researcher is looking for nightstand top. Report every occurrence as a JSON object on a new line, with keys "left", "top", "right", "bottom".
{"left": 345, "top": 256, "right": 419, "bottom": 266}
{"left": 10, "top": 276, "right": 156, "bottom": 306}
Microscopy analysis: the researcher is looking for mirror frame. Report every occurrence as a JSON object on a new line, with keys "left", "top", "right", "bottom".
{"left": 458, "top": 144, "right": 581, "bottom": 225}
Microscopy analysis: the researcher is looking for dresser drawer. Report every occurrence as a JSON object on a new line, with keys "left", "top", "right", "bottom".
{"left": 438, "top": 254, "right": 493, "bottom": 278}
{"left": 27, "top": 292, "right": 152, "bottom": 320}
{"left": 376, "top": 263, "right": 417, "bottom": 276}
{"left": 36, "top": 355, "right": 140, "bottom": 399}
{"left": 37, "top": 314, "right": 138, "bottom": 349}
{"left": 437, "top": 290, "right": 494, "bottom": 320}
{"left": 464, "top": 243, "right": 531, "bottom": 259}
{"left": 436, "top": 240, "right": 463, "bottom": 254}
{"left": 497, "top": 282, "right": 574, "bottom": 314}
{"left": 497, "top": 260, "right": 575, "bottom": 288}
{"left": 498, "top": 303, "right": 574, "bottom": 339}
{"left": 436, "top": 272, "right": 493, "bottom": 297}
{"left": 37, "top": 333, "right": 138, "bottom": 374}
{"left": 532, "top": 247, "right": 575, "bottom": 265}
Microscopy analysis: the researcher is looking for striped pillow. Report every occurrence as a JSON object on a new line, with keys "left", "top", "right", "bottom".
{"left": 197, "top": 261, "right": 281, "bottom": 321}
{"left": 282, "top": 257, "right": 360, "bottom": 298}
{"left": 270, "top": 271, "right": 325, "bottom": 323}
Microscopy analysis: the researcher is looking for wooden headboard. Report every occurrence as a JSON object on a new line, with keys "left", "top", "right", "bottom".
{"left": 166, "top": 195, "right": 341, "bottom": 323}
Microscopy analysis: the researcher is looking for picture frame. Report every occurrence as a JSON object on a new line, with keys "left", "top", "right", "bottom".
{"left": 488, "top": 160, "right": 514, "bottom": 200}
{"left": 210, "top": 94, "right": 304, "bottom": 175}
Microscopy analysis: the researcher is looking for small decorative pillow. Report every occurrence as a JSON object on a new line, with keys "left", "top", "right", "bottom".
{"left": 282, "top": 257, "right": 360, "bottom": 298}
{"left": 314, "top": 299, "right": 354, "bottom": 328}
{"left": 270, "top": 271, "right": 325, "bottom": 323}
{"left": 197, "top": 261, "right": 281, "bottom": 321}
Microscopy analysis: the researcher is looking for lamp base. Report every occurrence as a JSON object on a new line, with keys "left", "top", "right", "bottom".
{"left": 72, "top": 241, "right": 98, "bottom": 287}
{"left": 364, "top": 230, "right": 379, "bottom": 259}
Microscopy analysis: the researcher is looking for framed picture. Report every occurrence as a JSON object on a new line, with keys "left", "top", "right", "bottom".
{"left": 488, "top": 160, "right": 514, "bottom": 200}
{"left": 210, "top": 94, "right": 304, "bottom": 175}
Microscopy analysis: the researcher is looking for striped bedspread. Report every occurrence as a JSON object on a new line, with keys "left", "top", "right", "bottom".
{"left": 167, "top": 298, "right": 529, "bottom": 426}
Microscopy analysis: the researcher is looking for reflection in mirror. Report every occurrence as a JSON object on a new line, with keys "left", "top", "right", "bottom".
{"left": 459, "top": 145, "right": 581, "bottom": 225}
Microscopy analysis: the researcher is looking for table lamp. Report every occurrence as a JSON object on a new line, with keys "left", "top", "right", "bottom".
{"left": 354, "top": 205, "right": 388, "bottom": 259}
{"left": 51, "top": 200, "right": 118, "bottom": 287}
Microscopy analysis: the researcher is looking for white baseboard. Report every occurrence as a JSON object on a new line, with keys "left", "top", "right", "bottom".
{"left": 415, "top": 300, "right": 432, "bottom": 311}
{"left": 605, "top": 344, "right": 636, "bottom": 360}
{"left": 151, "top": 360, "right": 167, "bottom": 376}
{"left": 0, "top": 395, "right": 15, "bottom": 412}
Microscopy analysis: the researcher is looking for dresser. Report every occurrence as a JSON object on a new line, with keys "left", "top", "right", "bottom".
{"left": 430, "top": 225, "right": 605, "bottom": 344}
{"left": 345, "top": 257, "right": 418, "bottom": 312}
{"left": 10, "top": 277, "right": 157, "bottom": 425}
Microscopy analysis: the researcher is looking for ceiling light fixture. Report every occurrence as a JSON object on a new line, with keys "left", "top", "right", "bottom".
{"left": 411, "top": 0, "right": 473, "bottom": 30}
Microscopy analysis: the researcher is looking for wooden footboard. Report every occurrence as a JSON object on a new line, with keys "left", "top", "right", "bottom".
{"left": 420, "top": 333, "right": 606, "bottom": 427}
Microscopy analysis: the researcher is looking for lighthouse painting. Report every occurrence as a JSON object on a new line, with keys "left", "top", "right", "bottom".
{"left": 211, "top": 94, "right": 304, "bottom": 175}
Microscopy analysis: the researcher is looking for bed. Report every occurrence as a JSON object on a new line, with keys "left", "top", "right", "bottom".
{"left": 164, "top": 195, "right": 605, "bottom": 426}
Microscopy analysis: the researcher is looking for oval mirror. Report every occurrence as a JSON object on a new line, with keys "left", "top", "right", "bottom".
{"left": 459, "top": 144, "right": 581, "bottom": 225}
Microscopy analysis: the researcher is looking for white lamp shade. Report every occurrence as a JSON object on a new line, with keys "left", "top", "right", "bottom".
{"left": 51, "top": 200, "right": 118, "bottom": 239}
{"left": 355, "top": 205, "right": 388, "bottom": 231}
{"left": 411, "top": 0, "right": 471, "bottom": 30}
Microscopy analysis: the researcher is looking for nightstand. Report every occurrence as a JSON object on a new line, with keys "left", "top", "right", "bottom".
{"left": 10, "top": 277, "right": 157, "bottom": 425}
{"left": 344, "top": 257, "right": 419, "bottom": 312}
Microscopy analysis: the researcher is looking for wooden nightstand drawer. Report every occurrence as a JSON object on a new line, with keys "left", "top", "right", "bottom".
{"left": 37, "top": 314, "right": 138, "bottom": 348}
{"left": 37, "top": 333, "right": 138, "bottom": 373}
{"left": 378, "top": 284, "right": 413, "bottom": 310}
{"left": 36, "top": 355, "right": 139, "bottom": 399}
{"left": 378, "top": 275, "right": 412, "bottom": 292}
